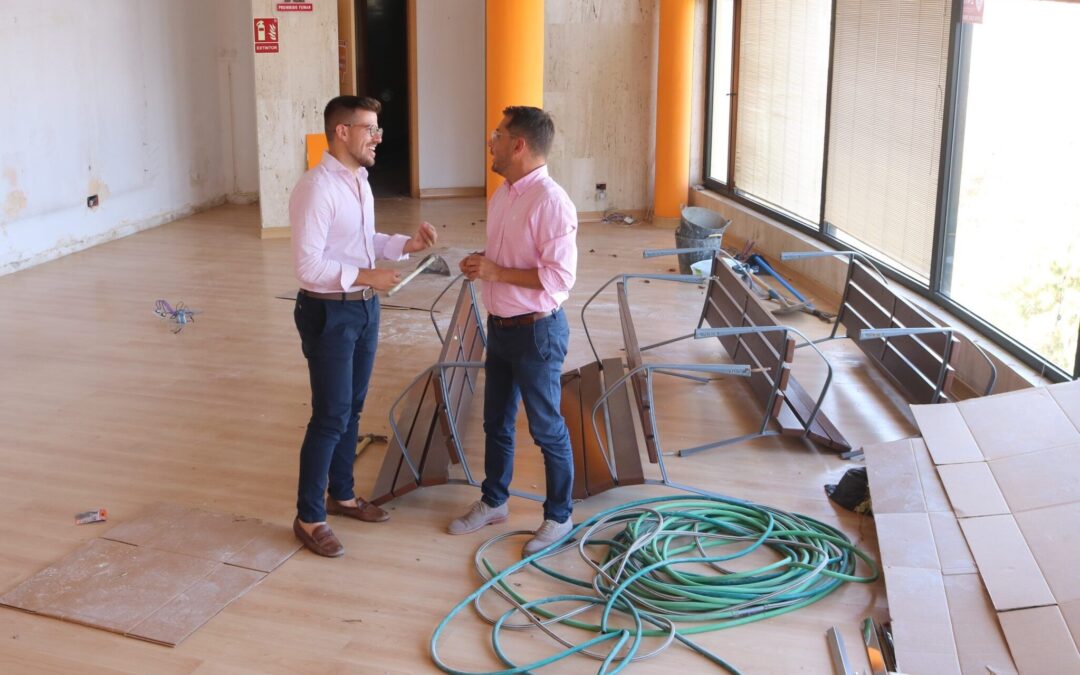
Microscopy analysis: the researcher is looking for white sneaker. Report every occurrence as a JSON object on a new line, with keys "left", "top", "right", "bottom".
{"left": 447, "top": 500, "right": 509, "bottom": 535}
{"left": 522, "top": 518, "right": 574, "bottom": 556}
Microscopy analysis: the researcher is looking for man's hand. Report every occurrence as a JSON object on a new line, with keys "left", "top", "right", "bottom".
{"left": 357, "top": 268, "right": 402, "bottom": 292}
{"left": 460, "top": 253, "right": 502, "bottom": 282}
{"left": 403, "top": 221, "right": 438, "bottom": 254}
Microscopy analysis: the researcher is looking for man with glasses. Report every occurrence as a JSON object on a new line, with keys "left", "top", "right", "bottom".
{"left": 289, "top": 95, "right": 437, "bottom": 557}
{"left": 448, "top": 106, "right": 579, "bottom": 556}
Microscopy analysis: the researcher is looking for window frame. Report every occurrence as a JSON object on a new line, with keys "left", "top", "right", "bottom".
{"left": 702, "top": 0, "right": 1075, "bottom": 382}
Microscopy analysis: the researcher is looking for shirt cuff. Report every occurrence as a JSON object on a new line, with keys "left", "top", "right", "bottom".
{"left": 339, "top": 263, "right": 360, "bottom": 291}
{"left": 381, "top": 234, "right": 411, "bottom": 262}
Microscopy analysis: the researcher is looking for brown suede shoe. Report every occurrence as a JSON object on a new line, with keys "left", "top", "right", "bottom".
{"left": 326, "top": 497, "right": 390, "bottom": 523}
{"left": 293, "top": 518, "right": 344, "bottom": 557}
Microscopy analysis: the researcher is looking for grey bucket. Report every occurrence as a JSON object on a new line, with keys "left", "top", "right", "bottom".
{"left": 674, "top": 206, "right": 730, "bottom": 275}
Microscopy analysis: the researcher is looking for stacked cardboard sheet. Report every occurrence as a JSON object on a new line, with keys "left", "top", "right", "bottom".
{"left": 867, "top": 380, "right": 1080, "bottom": 674}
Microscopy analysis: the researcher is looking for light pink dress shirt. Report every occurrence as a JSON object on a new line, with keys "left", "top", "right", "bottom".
{"left": 482, "top": 165, "right": 578, "bottom": 317}
{"left": 289, "top": 151, "right": 410, "bottom": 293}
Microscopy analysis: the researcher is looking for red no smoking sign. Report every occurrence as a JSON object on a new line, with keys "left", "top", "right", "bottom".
{"left": 254, "top": 18, "right": 279, "bottom": 54}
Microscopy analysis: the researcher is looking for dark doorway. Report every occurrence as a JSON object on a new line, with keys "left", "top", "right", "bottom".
{"left": 356, "top": 0, "right": 410, "bottom": 197}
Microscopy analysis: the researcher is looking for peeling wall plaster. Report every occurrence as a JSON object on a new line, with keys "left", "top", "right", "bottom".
{"left": 0, "top": 1, "right": 258, "bottom": 276}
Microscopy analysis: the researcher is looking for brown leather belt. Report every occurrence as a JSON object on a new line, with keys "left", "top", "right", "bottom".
{"left": 299, "top": 287, "right": 375, "bottom": 301}
{"left": 489, "top": 308, "right": 559, "bottom": 328}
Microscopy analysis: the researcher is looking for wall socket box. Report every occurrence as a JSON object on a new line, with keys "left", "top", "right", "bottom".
{"left": 87, "top": 194, "right": 99, "bottom": 209}
{"left": 595, "top": 182, "right": 607, "bottom": 202}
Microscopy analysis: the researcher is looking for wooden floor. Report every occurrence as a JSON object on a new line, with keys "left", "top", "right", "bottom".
{"left": 0, "top": 199, "right": 912, "bottom": 673}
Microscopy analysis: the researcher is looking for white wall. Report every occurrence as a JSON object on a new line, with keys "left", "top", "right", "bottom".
{"left": 416, "top": 0, "right": 485, "bottom": 191}
{"left": 0, "top": 0, "right": 258, "bottom": 275}
{"left": 219, "top": 1, "right": 260, "bottom": 203}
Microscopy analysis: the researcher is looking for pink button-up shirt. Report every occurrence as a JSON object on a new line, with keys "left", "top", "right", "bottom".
{"left": 289, "top": 151, "right": 410, "bottom": 293}
{"left": 482, "top": 165, "right": 578, "bottom": 317}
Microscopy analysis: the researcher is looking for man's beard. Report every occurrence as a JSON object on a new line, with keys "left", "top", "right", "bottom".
{"left": 354, "top": 146, "right": 375, "bottom": 168}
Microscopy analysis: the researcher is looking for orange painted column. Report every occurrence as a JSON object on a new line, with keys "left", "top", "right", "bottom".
{"left": 654, "top": 0, "right": 695, "bottom": 220}
{"left": 486, "top": 0, "right": 544, "bottom": 197}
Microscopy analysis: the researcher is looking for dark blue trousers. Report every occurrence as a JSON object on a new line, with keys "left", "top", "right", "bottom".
{"left": 480, "top": 309, "right": 574, "bottom": 523}
{"left": 294, "top": 293, "right": 380, "bottom": 523}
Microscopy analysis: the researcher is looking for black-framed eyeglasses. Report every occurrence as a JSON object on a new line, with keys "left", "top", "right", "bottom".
{"left": 344, "top": 123, "right": 383, "bottom": 139}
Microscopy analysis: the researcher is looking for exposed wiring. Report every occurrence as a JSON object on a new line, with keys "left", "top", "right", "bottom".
{"left": 154, "top": 299, "right": 198, "bottom": 333}
{"left": 431, "top": 494, "right": 878, "bottom": 674}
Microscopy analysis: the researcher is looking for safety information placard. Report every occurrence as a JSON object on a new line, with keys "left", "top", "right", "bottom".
{"left": 277, "top": 1, "right": 313, "bottom": 11}
{"left": 254, "top": 18, "right": 279, "bottom": 53}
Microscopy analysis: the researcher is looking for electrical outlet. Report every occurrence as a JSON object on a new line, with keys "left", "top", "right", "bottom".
{"left": 595, "top": 182, "right": 607, "bottom": 202}
{"left": 87, "top": 194, "right": 99, "bottom": 209}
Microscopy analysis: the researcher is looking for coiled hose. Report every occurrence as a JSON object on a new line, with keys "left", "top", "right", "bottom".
{"left": 430, "top": 494, "right": 878, "bottom": 674}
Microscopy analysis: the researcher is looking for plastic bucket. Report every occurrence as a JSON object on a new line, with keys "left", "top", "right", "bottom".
{"left": 674, "top": 206, "right": 730, "bottom": 275}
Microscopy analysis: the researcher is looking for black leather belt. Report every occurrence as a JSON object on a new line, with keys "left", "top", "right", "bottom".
{"left": 299, "top": 287, "right": 375, "bottom": 301}
{"left": 489, "top": 308, "right": 559, "bottom": 328}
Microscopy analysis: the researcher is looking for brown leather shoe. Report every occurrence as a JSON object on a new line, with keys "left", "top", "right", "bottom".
{"left": 293, "top": 518, "right": 344, "bottom": 557}
{"left": 326, "top": 497, "right": 390, "bottom": 523}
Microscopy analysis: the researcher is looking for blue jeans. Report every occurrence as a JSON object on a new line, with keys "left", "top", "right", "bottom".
{"left": 294, "top": 293, "right": 380, "bottom": 523}
{"left": 481, "top": 309, "right": 574, "bottom": 523}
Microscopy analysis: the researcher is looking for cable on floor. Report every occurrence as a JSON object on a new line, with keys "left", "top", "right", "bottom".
{"left": 430, "top": 494, "right": 878, "bottom": 674}
{"left": 154, "top": 299, "right": 198, "bottom": 333}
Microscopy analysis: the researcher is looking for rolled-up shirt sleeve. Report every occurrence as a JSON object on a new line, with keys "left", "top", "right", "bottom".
{"left": 373, "top": 232, "right": 411, "bottom": 262}
{"left": 534, "top": 196, "right": 578, "bottom": 296}
{"left": 290, "top": 177, "right": 358, "bottom": 292}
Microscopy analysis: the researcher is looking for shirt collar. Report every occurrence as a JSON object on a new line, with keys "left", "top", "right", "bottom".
{"left": 320, "top": 151, "right": 368, "bottom": 180}
{"left": 506, "top": 164, "right": 547, "bottom": 196}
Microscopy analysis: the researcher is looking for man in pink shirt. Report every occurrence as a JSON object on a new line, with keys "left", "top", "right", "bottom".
{"left": 290, "top": 96, "right": 437, "bottom": 557}
{"left": 448, "top": 106, "right": 578, "bottom": 556}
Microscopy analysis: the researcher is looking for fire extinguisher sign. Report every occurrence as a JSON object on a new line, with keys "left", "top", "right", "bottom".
{"left": 254, "top": 18, "right": 279, "bottom": 53}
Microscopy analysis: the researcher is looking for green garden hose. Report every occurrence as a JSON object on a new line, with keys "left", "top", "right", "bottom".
{"left": 430, "top": 494, "right": 878, "bottom": 674}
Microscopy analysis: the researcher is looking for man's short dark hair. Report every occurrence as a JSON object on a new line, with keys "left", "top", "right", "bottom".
{"left": 503, "top": 106, "right": 555, "bottom": 157}
{"left": 324, "top": 96, "right": 382, "bottom": 141}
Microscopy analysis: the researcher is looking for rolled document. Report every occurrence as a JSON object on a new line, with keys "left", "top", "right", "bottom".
{"left": 387, "top": 254, "right": 441, "bottom": 297}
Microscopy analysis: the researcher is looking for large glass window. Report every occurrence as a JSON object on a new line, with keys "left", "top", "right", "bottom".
{"left": 703, "top": 0, "right": 1080, "bottom": 378}
{"left": 705, "top": 0, "right": 735, "bottom": 185}
{"left": 732, "top": 0, "right": 831, "bottom": 223}
{"left": 825, "top": 0, "right": 951, "bottom": 281}
{"left": 942, "top": 0, "right": 1080, "bottom": 375}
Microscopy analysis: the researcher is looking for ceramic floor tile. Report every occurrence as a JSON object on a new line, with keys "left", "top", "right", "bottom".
{"left": 912, "top": 437, "right": 953, "bottom": 513}
{"left": 911, "top": 403, "right": 983, "bottom": 465}
{"left": 0, "top": 538, "right": 126, "bottom": 614}
{"left": 1048, "top": 380, "right": 1080, "bottom": 432}
{"left": 928, "top": 512, "right": 977, "bottom": 576}
{"left": 958, "top": 514, "right": 1055, "bottom": 611}
{"left": 936, "top": 462, "right": 1009, "bottom": 518}
{"left": 864, "top": 438, "right": 926, "bottom": 514}
{"left": 989, "top": 442, "right": 1080, "bottom": 513}
{"left": 128, "top": 564, "right": 264, "bottom": 646}
{"left": 942, "top": 574, "right": 1017, "bottom": 675}
{"left": 0, "top": 503, "right": 295, "bottom": 646}
{"left": 102, "top": 502, "right": 190, "bottom": 546}
{"left": 875, "top": 513, "right": 941, "bottom": 570}
{"left": 1, "top": 538, "right": 218, "bottom": 634}
{"left": 225, "top": 521, "right": 301, "bottom": 573}
{"left": 140, "top": 509, "right": 264, "bottom": 563}
{"left": 1062, "top": 600, "right": 1080, "bottom": 649}
{"left": 957, "top": 388, "right": 1080, "bottom": 460}
{"left": 1015, "top": 503, "right": 1080, "bottom": 605}
{"left": 998, "top": 606, "right": 1080, "bottom": 674}
{"left": 885, "top": 566, "right": 962, "bottom": 675}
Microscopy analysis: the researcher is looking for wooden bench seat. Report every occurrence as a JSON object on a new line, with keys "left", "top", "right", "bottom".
{"left": 371, "top": 280, "right": 485, "bottom": 505}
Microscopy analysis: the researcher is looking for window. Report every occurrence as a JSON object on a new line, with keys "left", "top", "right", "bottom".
{"left": 703, "top": 0, "right": 1080, "bottom": 379}
{"left": 825, "top": 0, "right": 951, "bottom": 281}
{"left": 705, "top": 0, "right": 736, "bottom": 185}
{"left": 941, "top": 0, "right": 1080, "bottom": 375}
{"left": 731, "top": 0, "right": 831, "bottom": 223}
